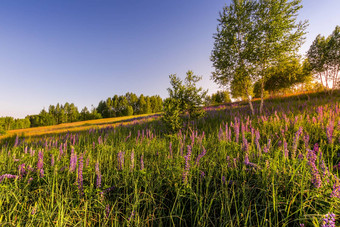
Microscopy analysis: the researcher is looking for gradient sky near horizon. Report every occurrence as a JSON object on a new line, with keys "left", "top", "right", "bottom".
{"left": 0, "top": 0, "right": 339, "bottom": 118}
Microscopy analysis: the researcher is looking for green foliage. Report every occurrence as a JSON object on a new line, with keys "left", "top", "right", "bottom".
{"left": 206, "top": 90, "right": 231, "bottom": 105}
{"left": 253, "top": 57, "right": 312, "bottom": 97}
{"left": 0, "top": 125, "right": 6, "bottom": 135}
{"left": 162, "top": 98, "right": 183, "bottom": 133}
{"left": 0, "top": 116, "right": 30, "bottom": 131}
{"left": 163, "top": 71, "right": 207, "bottom": 133}
{"left": 307, "top": 25, "right": 340, "bottom": 91}
{"left": 230, "top": 76, "right": 254, "bottom": 101}
{"left": 127, "top": 105, "right": 134, "bottom": 116}
{"left": 211, "top": 0, "right": 307, "bottom": 113}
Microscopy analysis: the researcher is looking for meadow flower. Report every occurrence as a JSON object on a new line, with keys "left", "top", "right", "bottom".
{"left": 95, "top": 162, "right": 101, "bottom": 188}
{"left": 307, "top": 149, "right": 322, "bottom": 188}
{"left": 321, "top": 213, "right": 336, "bottom": 227}
{"left": 77, "top": 153, "right": 84, "bottom": 195}
{"left": 200, "top": 171, "right": 205, "bottom": 179}
{"left": 255, "top": 129, "right": 261, "bottom": 152}
{"left": 18, "top": 163, "right": 26, "bottom": 177}
{"left": 283, "top": 139, "right": 289, "bottom": 159}
{"left": 69, "top": 150, "right": 77, "bottom": 173}
{"left": 37, "top": 150, "right": 44, "bottom": 171}
{"left": 0, "top": 174, "right": 19, "bottom": 183}
{"left": 168, "top": 142, "right": 173, "bottom": 158}
{"left": 182, "top": 145, "right": 192, "bottom": 184}
{"left": 195, "top": 146, "right": 206, "bottom": 166}
{"left": 105, "top": 204, "right": 110, "bottom": 218}
{"left": 303, "top": 133, "right": 309, "bottom": 149}
{"left": 330, "top": 180, "right": 340, "bottom": 199}
{"left": 292, "top": 127, "right": 303, "bottom": 158}
{"left": 130, "top": 151, "right": 135, "bottom": 171}
{"left": 51, "top": 154, "right": 55, "bottom": 167}
{"left": 140, "top": 155, "right": 144, "bottom": 170}
{"left": 326, "top": 120, "right": 334, "bottom": 144}
{"left": 117, "top": 151, "right": 125, "bottom": 170}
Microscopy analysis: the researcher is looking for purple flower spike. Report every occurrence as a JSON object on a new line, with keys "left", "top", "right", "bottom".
{"left": 117, "top": 151, "right": 125, "bottom": 170}
{"left": 140, "top": 155, "right": 144, "bottom": 170}
{"left": 95, "top": 162, "right": 101, "bottom": 188}
{"left": 78, "top": 153, "right": 84, "bottom": 195}
{"left": 182, "top": 145, "right": 192, "bottom": 184}
{"left": 330, "top": 180, "right": 340, "bottom": 199}
{"left": 0, "top": 174, "right": 19, "bottom": 183}
{"left": 321, "top": 213, "right": 336, "bottom": 227}
{"left": 37, "top": 150, "right": 44, "bottom": 172}
{"left": 195, "top": 146, "right": 207, "bottom": 166}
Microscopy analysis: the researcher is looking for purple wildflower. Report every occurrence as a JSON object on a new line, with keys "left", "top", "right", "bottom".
{"left": 234, "top": 118, "right": 240, "bottom": 143}
{"left": 182, "top": 145, "right": 192, "bottom": 184}
{"left": 307, "top": 149, "right": 322, "bottom": 188}
{"left": 303, "top": 133, "right": 310, "bottom": 149}
{"left": 130, "top": 151, "right": 135, "bottom": 171}
{"left": 86, "top": 158, "right": 89, "bottom": 167}
{"left": 95, "top": 162, "right": 101, "bottom": 188}
{"left": 37, "top": 150, "right": 44, "bottom": 171}
{"left": 292, "top": 127, "right": 303, "bottom": 159}
{"left": 321, "top": 213, "right": 336, "bottom": 227}
{"left": 69, "top": 149, "right": 77, "bottom": 173}
{"left": 78, "top": 153, "right": 84, "bottom": 195}
{"left": 140, "top": 155, "right": 144, "bottom": 170}
{"left": 125, "top": 131, "right": 131, "bottom": 142}
{"left": 222, "top": 176, "right": 226, "bottom": 185}
{"left": 326, "top": 120, "right": 334, "bottom": 144}
{"left": 255, "top": 129, "right": 261, "bottom": 152}
{"left": 117, "top": 151, "right": 125, "bottom": 170}
{"left": 195, "top": 146, "right": 206, "bottom": 166}
{"left": 18, "top": 163, "right": 26, "bottom": 177}
{"left": 200, "top": 171, "right": 205, "bottom": 179}
{"left": 283, "top": 139, "right": 288, "bottom": 159}
{"left": 0, "top": 174, "right": 19, "bottom": 183}
{"left": 105, "top": 204, "right": 110, "bottom": 218}
{"left": 218, "top": 126, "right": 224, "bottom": 141}
{"left": 168, "top": 142, "right": 173, "bottom": 158}
{"left": 330, "top": 180, "right": 340, "bottom": 199}
{"left": 58, "top": 144, "right": 63, "bottom": 160}
{"left": 242, "top": 136, "right": 249, "bottom": 152}
{"left": 51, "top": 154, "right": 55, "bottom": 167}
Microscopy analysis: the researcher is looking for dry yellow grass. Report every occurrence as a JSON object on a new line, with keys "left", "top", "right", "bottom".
{"left": 0, "top": 113, "right": 160, "bottom": 139}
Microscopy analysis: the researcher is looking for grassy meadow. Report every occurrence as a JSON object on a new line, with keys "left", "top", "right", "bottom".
{"left": 0, "top": 91, "right": 339, "bottom": 226}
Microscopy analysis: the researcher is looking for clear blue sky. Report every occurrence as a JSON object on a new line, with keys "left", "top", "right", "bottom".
{"left": 0, "top": 0, "right": 339, "bottom": 118}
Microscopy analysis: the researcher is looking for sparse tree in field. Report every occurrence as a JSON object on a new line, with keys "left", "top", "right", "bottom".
{"left": 137, "top": 94, "right": 146, "bottom": 115}
{"left": 207, "top": 90, "right": 232, "bottom": 105}
{"left": 230, "top": 75, "right": 254, "bottom": 101}
{"left": 211, "top": 0, "right": 307, "bottom": 114}
{"left": 263, "top": 57, "right": 312, "bottom": 94}
{"left": 211, "top": 0, "right": 257, "bottom": 114}
{"left": 307, "top": 26, "right": 340, "bottom": 93}
{"left": 163, "top": 71, "right": 207, "bottom": 133}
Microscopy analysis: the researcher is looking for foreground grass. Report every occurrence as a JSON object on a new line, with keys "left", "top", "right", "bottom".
{"left": 0, "top": 93, "right": 339, "bottom": 226}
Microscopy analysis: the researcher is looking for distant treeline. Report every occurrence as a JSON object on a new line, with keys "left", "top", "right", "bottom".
{"left": 0, "top": 93, "right": 163, "bottom": 132}
{"left": 97, "top": 93, "right": 163, "bottom": 118}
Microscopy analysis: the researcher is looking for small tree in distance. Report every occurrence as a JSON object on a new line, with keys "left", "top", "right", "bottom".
{"left": 163, "top": 71, "right": 208, "bottom": 133}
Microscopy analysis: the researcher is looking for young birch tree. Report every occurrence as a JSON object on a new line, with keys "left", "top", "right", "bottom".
{"left": 211, "top": 0, "right": 307, "bottom": 114}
